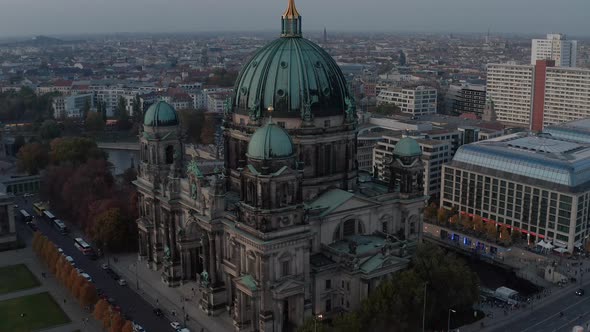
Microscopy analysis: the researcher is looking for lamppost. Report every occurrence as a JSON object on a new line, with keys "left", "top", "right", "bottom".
{"left": 447, "top": 309, "right": 456, "bottom": 332}
{"left": 134, "top": 263, "right": 139, "bottom": 290}
{"left": 422, "top": 282, "right": 428, "bottom": 332}
{"left": 314, "top": 314, "right": 323, "bottom": 332}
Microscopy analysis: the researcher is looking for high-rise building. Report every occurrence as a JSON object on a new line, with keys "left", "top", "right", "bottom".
{"left": 134, "top": 1, "right": 427, "bottom": 331}
{"left": 441, "top": 119, "right": 590, "bottom": 253}
{"left": 486, "top": 63, "right": 534, "bottom": 127}
{"left": 487, "top": 61, "right": 590, "bottom": 130}
{"left": 531, "top": 34, "right": 577, "bottom": 67}
{"left": 448, "top": 84, "right": 487, "bottom": 116}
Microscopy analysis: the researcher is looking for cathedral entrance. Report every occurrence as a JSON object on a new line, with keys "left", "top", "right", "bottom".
{"left": 282, "top": 299, "right": 291, "bottom": 332}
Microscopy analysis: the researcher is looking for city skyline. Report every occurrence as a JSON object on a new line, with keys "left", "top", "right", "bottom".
{"left": 1, "top": 0, "right": 590, "bottom": 38}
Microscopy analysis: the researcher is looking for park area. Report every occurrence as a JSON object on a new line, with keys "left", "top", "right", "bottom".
{"left": 0, "top": 263, "right": 71, "bottom": 331}
{"left": 0, "top": 292, "right": 70, "bottom": 331}
{"left": 0, "top": 264, "right": 40, "bottom": 295}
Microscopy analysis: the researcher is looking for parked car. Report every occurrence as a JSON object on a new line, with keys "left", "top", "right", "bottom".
{"left": 576, "top": 288, "right": 585, "bottom": 296}
{"left": 132, "top": 322, "right": 145, "bottom": 332}
{"left": 101, "top": 263, "right": 109, "bottom": 270}
{"left": 65, "top": 256, "right": 75, "bottom": 266}
{"left": 170, "top": 322, "right": 181, "bottom": 330}
{"left": 81, "top": 273, "right": 93, "bottom": 283}
{"left": 118, "top": 279, "right": 127, "bottom": 286}
{"left": 153, "top": 308, "right": 163, "bottom": 317}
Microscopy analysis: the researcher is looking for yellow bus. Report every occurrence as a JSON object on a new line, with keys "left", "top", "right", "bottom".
{"left": 32, "top": 202, "right": 46, "bottom": 216}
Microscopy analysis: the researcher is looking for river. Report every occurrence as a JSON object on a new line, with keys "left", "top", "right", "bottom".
{"left": 102, "top": 148, "right": 140, "bottom": 175}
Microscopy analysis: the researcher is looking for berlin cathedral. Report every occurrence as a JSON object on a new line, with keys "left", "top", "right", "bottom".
{"left": 134, "top": 1, "right": 427, "bottom": 331}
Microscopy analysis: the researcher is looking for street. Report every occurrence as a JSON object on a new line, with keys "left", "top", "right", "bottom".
{"left": 15, "top": 194, "right": 176, "bottom": 332}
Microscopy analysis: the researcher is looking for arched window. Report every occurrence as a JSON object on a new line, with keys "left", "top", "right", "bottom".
{"left": 343, "top": 219, "right": 356, "bottom": 237}
{"left": 165, "top": 145, "right": 174, "bottom": 164}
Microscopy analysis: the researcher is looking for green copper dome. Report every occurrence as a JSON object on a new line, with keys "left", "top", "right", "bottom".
{"left": 247, "top": 122, "right": 294, "bottom": 160}
{"left": 233, "top": 9, "right": 351, "bottom": 119}
{"left": 394, "top": 137, "right": 422, "bottom": 157}
{"left": 144, "top": 100, "right": 178, "bottom": 127}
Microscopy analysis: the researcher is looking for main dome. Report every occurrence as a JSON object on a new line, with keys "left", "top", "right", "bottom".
{"left": 232, "top": 1, "right": 351, "bottom": 119}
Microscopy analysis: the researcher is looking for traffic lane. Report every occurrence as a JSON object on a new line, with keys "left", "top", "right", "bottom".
{"left": 494, "top": 287, "right": 590, "bottom": 332}
{"left": 33, "top": 214, "right": 173, "bottom": 332}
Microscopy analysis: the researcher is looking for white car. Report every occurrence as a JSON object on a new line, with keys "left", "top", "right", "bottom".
{"left": 81, "top": 273, "right": 93, "bottom": 282}
{"left": 57, "top": 248, "right": 64, "bottom": 254}
{"left": 65, "top": 256, "right": 75, "bottom": 266}
{"left": 170, "top": 322, "right": 181, "bottom": 330}
{"left": 101, "top": 263, "right": 109, "bottom": 270}
{"left": 118, "top": 279, "right": 127, "bottom": 286}
{"left": 132, "top": 322, "right": 145, "bottom": 332}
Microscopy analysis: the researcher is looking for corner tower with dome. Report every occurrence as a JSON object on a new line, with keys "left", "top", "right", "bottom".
{"left": 134, "top": 2, "right": 427, "bottom": 332}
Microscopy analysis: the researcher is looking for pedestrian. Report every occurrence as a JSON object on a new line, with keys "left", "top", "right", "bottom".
{"left": 63, "top": 299, "right": 66, "bottom": 304}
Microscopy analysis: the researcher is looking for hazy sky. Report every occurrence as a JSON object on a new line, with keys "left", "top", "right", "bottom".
{"left": 1, "top": 0, "right": 589, "bottom": 37}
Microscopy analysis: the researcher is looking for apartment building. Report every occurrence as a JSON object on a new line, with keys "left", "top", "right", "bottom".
{"left": 449, "top": 84, "right": 487, "bottom": 116}
{"left": 52, "top": 94, "right": 94, "bottom": 119}
{"left": 531, "top": 34, "right": 577, "bottom": 67}
{"left": 486, "top": 63, "right": 534, "bottom": 127}
{"left": 487, "top": 61, "right": 590, "bottom": 130}
{"left": 376, "top": 86, "right": 437, "bottom": 115}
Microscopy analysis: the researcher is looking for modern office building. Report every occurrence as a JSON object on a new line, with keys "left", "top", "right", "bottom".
{"left": 441, "top": 123, "right": 590, "bottom": 252}
{"left": 52, "top": 94, "right": 94, "bottom": 119}
{"left": 134, "top": 2, "right": 427, "bottom": 331}
{"left": 531, "top": 34, "right": 577, "bottom": 67}
{"left": 449, "top": 84, "right": 487, "bottom": 116}
{"left": 376, "top": 86, "right": 437, "bottom": 115}
{"left": 487, "top": 61, "right": 590, "bottom": 130}
{"left": 486, "top": 63, "right": 534, "bottom": 127}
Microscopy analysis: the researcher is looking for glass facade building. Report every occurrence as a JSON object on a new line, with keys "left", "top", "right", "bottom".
{"left": 441, "top": 126, "right": 590, "bottom": 252}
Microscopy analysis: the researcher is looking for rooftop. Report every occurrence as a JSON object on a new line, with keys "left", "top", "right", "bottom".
{"left": 451, "top": 132, "right": 590, "bottom": 187}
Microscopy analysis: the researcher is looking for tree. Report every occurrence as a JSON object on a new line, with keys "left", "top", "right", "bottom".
{"left": 200, "top": 114, "right": 218, "bottom": 144}
{"left": 460, "top": 215, "right": 473, "bottom": 231}
{"left": 424, "top": 203, "right": 437, "bottom": 220}
{"left": 79, "top": 282, "right": 99, "bottom": 307}
{"left": 109, "top": 312, "right": 124, "bottom": 332}
{"left": 449, "top": 214, "right": 459, "bottom": 226}
{"left": 511, "top": 229, "right": 522, "bottom": 244}
{"left": 178, "top": 109, "right": 205, "bottom": 144}
{"left": 499, "top": 225, "right": 511, "bottom": 246}
{"left": 85, "top": 111, "right": 105, "bottom": 132}
{"left": 82, "top": 98, "right": 91, "bottom": 120}
{"left": 472, "top": 215, "right": 485, "bottom": 234}
{"left": 485, "top": 221, "right": 498, "bottom": 240}
{"left": 93, "top": 298, "right": 109, "bottom": 321}
{"left": 121, "top": 320, "right": 134, "bottom": 332}
{"left": 49, "top": 137, "right": 107, "bottom": 166}
{"left": 32, "top": 231, "right": 42, "bottom": 253}
{"left": 296, "top": 317, "right": 329, "bottom": 332}
{"left": 39, "top": 119, "right": 61, "bottom": 140}
{"left": 373, "top": 103, "right": 402, "bottom": 116}
{"left": 436, "top": 208, "right": 448, "bottom": 225}
{"left": 91, "top": 208, "right": 131, "bottom": 252}
{"left": 13, "top": 135, "right": 25, "bottom": 154}
{"left": 16, "top": 143, "right": 48, "bottom": 175}
{"left": 101, "top": 101, "right": 108, "bottom": 122}
{"left": 132, "top": 95, "right": 142, "bottom": 124}
{"left": 115, "top": 96, "right": 131, "bottom": 130}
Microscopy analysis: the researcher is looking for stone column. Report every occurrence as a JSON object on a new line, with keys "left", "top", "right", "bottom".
{"left": 209, "top": 234, "right": 217, "bottom": 285}
{"left": 202, "top": 235, "right": 209, "bottom": 278}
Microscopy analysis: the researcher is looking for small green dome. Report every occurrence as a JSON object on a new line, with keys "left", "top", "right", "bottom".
{"left": 144, "top": 100, "right": 178, "bottom": 127}
{"left": 394, "top": 137, "right": 422, "bottom": 157}
{"left": 247, "top": 122, "right": 294, "bottom": 160}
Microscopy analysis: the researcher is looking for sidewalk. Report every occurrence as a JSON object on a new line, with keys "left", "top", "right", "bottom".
{"left": 0, "top": 248, "right": 101, "bottom": 332}
{"left": 108, "top": 253, "right": 234, "bottom": 332}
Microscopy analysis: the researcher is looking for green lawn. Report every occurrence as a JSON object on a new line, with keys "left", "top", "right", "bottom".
{"left": 0, "top": 264, "right": 40, "bottom": 295}
{"left": 0, "top": 292, "right": 70, "bottom": 332}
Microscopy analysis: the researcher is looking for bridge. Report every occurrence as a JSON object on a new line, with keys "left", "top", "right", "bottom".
{"left": 97, "top": 142, "right": 140, "bottom": 151}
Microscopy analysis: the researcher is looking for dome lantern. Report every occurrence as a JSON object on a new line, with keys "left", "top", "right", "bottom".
{"left": 281, "top": 0, "right": 302, "bottom": 37}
